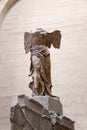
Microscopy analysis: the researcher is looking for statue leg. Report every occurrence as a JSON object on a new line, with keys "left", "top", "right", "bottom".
{"left": 31, "top": 55, "right": 45, "bottom": 95}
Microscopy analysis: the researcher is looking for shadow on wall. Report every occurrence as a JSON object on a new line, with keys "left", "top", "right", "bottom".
{"left": 0, "top": 0, "right": 19, "bottom": 29}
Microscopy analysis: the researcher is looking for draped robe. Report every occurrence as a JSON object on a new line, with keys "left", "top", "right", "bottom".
{"left": 29, "top": 45, "right": 52, "bottom": 96}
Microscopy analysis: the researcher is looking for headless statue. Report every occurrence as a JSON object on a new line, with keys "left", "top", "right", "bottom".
{"left": 24, "top": 28, "right": 61, "bottom": 96}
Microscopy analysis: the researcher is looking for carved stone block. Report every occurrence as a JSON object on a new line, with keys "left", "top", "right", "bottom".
{"left": 31, "top": 96, "right": 63, "bottom": 115}
{"left": 10, "top": 95, "right": 75, "bottom": 130}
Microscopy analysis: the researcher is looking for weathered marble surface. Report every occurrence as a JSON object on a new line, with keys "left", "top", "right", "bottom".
{"left": 10, "top": 95, "right": 75, "bottom": 130}
{"left": 32, "top": 96, "right": 63, "bottom": 115}
{"left": 24, "top": 28, "right": 61, "bottom": 96}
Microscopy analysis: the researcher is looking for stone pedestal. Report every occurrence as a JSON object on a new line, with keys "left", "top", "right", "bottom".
{"left": 32, "top": 96, "right": 63, "bottom": 115}
{"left": 10, "top": 95, "right": 75, "bottom": 130}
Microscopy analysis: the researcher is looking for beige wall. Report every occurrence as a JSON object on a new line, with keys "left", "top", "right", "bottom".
{"left": 0, "top": 0, "right": 87, "bottom": 130}
{"left": 0, "top": 0, "right": 18, "bottom": 28}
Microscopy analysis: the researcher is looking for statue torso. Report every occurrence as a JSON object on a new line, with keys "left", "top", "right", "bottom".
{"left": 31, "top": 34, "right": 47, "bottom": 47}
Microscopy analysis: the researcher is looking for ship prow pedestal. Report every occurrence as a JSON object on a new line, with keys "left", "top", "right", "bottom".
{"left": 10, "top": 95, "right": 75, "bottom": 130}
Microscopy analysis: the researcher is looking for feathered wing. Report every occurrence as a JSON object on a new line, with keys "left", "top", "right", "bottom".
{"left": 24, "top": 32, "right": 31, "bottom": 54}
{"left": 46, "top": 30, "right": 61, "bottom": 49}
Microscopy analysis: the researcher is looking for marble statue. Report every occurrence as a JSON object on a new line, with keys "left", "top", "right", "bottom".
{"left": 10, "top": 29, "right": 75, "bottom": 130}
{"left": 24, "top": 28, "right": 61, "bottom": 96}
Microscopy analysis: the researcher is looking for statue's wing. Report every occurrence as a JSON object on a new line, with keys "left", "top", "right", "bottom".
{"left": 47, "top": 30, "right": 61, "bottom": 49}
{"left": 24, "top": 32, "right": 31, "bottom": 54}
